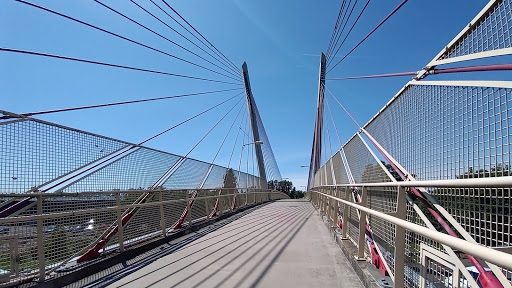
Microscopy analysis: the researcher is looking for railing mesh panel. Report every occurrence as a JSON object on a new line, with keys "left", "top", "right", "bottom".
{"left": 366, "top": 84, "right": 512, "bottom": 182}
{"left": 438, "top": 0, "right": 512, "bottom": 60}
{"left": 63, "top": 148, "right": 181, "bottom": 192}
{"left": 253, "top": 102, "right": 282, "bottom": 182}
{"left": 343, "top": 136, "right": 391, "bottom": 184}
{"left": 326, "top": 159, "right": 334, "bottom": 185}
{"left": 162, "top": 159, "right": 210, "bottom": 189}
{"left": 202, "top": 166, "right": 227, "bottom": 189}
{"left": 331, "top": 151, "right": 349, "bottom": 184}
{"left": 0, "top": 117, "right": 126, "bottom": 193}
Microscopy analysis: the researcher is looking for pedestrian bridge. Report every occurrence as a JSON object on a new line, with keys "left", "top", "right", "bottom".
{"left": 69, "top": 200, "right": 363, "bottom": 288}
{"left": 2, "top": 0, "right": 512, "bottom": 287}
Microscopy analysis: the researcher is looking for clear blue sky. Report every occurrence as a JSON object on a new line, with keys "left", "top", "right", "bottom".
{"left": 1, "top": 0, "right": 489, "bottom": 190}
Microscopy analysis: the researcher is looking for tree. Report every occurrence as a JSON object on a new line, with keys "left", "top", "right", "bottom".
{"left": 267, "top": 180, "right": 278, "bottom": 190}
{"left": 223, "top": 168, "right": 237, "bottom": 189}
{"left": 381, "top": 161, "right": 403, "bottom": 181}
{"left": 278, "top": 180, "right": 293, "bottom": 195}
{"left": 289, "top": 188, "right": 305, "bottom": 199}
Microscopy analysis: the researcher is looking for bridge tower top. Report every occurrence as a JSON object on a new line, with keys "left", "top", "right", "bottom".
{"left": 242, "top": 62, "right": 267, "bottom": 183}
{"left": 308, "top": 52, "right": 326, "bottom": 190}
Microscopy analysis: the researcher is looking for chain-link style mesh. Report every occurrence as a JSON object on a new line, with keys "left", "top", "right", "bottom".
{"left": 63, "top": 148, "right": 181, "bottom": 192}
{"left": 253, "top": 103, "right": 282, "bottom": 183}
{"left": 162, "top": 159, "right": 211, "bottom": 189}
{"left": 365, "top": 84, "right": 512, "bottom": 258}
{"left": 0, "top": 114, "right": 127, "bottom": 193}
{"left": 423, "top": 256, "right": 454, "bottom": 288}
{"left": 331, "top": 151, "right": 349, "bottom": 185}
{"left": 438, "top": 0, "right": 512, "bottom": 61}
{"left": 343, "top": 136, "right": 391, "bottom": 184}
{"left": 366, "top": 84, "right": 512, "bottom": 182}
{"left": 0, "top": 110, "right": 286, "bottom": 285}
{"left": 326, "top": 159, "right": 334, "bottom": 185}
{"left": 314, "top": 171, "right": 320, "bottom": 187}
{"left": 202, "top": 166, "right": 227, "bottom": 189}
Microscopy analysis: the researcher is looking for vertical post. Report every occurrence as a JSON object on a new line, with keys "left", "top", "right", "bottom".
{"left": 36, "top": 195, "right": 45, "bottom": 282}
{"left": 321, "top": 191, "right": 325, "bottom": 216}
{"left": 205, "top": 191, "right": 210, "bottom": 220}
{"left": 394, "top": 186, "right": 407, "bottom": 288}
{"left": 307, "top": 53, "right": 326, "bottom": 190}
{"left": 327, "top": 187, "right": 334, "bottom": 221}
{"left": 342, "top": 187, "right": 350, "bottom": 239}
{"left": 159, "top": 191, "right": 166, "bottom": 237}
{"left": 334, "top": 187, "right": 339, "bottom": 227}
{"left": 219, "top": 190, "right": 224, "bottom": 216}
{"left": 186, "top": 191, "right": 192, "bottom": 226}
{"left": 116, "top": 192, "right": 124, "bottom": 252}
{"left": 357, "top": 187, "right": 367, "bottom": 260}
{"left": 242, "top": 62, "right": 267, "bottom": 184}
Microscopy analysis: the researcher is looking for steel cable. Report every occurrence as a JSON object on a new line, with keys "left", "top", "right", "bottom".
{"left": 327, "top": 0, "right": 409, "bottom": 74}
{"left": 0, "top": 47, "right": 242, "bottom": 85}
{"left": 14, "top": 0, "right": 241, "bottom": 82}
{"left": 128, "top": 0, "right": 243, "bottom": 80}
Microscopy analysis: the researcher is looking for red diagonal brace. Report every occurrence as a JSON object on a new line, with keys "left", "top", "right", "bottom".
{"left": 77, "top": 213, "right": 132, "bottom": 263}
{"left": 172, "top": 191, "right": 198, "bottom": 230}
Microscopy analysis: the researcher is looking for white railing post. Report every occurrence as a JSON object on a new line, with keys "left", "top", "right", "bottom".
{"left": 334, "top": 187, "right": 339, "bottom": 228}
{"left": 219, "top": 190, "right": 224, "bottom": 216}
{"left": 322, "top": 189, "right": 326, "bottom": 216}
{"left": 116, "top": 192, "right": 124, "bottom": 252}
{"left": 186, "top": 191, "right": 192, "bottom": 226}
{"left": 357, "top": 187, "right": 368, "bottom": 260}
{"left": 36, "top": 195, "right": 45, "bottom": 282}
{"left": 342, "top": 187, "right": 350, "bottom": 239}
{"left": 328, "top": 188, "right": 333, "bottom": 222}
{"left": 394, "top": 186, "right": 407, "bottom": 288}
{"left": 159, "top": 191, "right": 166, "bottom": 237}
{"left": 205, "top": 190, "right": 210, "bottom": 220}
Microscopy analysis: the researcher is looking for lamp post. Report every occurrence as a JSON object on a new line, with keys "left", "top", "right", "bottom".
{"left": 235, "top": 141, "right": 263, "bottom": 209}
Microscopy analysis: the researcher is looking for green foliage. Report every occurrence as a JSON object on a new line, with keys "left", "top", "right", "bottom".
{"left": 289, "top": 189, "right": 305, "bottom": 199}
{"left": 223, "top": 168, "right": 237, "bottom": 189}
{"left": 380, "top": 161, "right": 403, "bottom": 181}
{"left": 278, "top": 180, "right": 293, "bottom": 194}
{"left": 457, "top": 163, "right": 511, "bottom": 179}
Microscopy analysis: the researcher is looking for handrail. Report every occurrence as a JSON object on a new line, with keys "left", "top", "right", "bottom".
{"left": 0, "top": 190, "right": 285, "bottom": 224}
{"left": 313, "top": 175, "right": 512, "bottom": 188}
{"left": 0, "top": 189, "right": 289, "bottom": 286}
{"left": 312, "top": 190, "right": 512, "bottom": 271}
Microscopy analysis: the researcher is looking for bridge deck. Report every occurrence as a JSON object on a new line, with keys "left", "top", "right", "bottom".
{"left": 73, "top": 200, "right": 362, "bottom": 288}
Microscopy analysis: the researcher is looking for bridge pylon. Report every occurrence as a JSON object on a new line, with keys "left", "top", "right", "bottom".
{"left": 241, "top": 62, "right": 267, "bottom": 185}
{"left": 307, "top": 53, "right": 326, "bottom": 190}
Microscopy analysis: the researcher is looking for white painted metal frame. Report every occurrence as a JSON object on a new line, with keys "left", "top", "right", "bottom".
{"left": 311, "top": 185, "right": 512, "bottom": 270}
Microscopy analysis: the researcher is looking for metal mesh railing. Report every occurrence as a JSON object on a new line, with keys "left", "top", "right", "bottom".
{"left": 311, "top": 183, "right": 512, "bottom": 288}
{"left": 310, "top": 1, "right": 512, "bottom": 287}
{"left": 0, "top": 117, "right": 127, "bottom": 193}
{"left": 438, "top": 0, "right": 512, "bottom": 61}
{"left": 63, "top": 148, "right": 182, "bottom": 192}
{"left": 0, "top": 111, "right": 288, "bottom": 285}
{"left": 331, "top": 151, "right": 349, "bottom": 185}
{"left": 0, "top": 189, "right": 288, "bottom": 286}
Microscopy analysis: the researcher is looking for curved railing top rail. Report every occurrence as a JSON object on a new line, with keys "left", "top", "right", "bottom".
{"left": 310, "top": 189, "right": 512, "bottom": 271}
{"left": 311, "top": 175, "right": 512, "bottom": 188}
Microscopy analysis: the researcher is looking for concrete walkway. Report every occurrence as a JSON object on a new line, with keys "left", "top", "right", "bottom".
{"left": 76, "top": 200, "right": 363, "bottom": 288}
